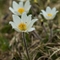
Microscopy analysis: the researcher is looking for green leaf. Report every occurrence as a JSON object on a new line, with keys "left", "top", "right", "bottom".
{"left": 0, "top": 36, "right": 10, "bottom": 51}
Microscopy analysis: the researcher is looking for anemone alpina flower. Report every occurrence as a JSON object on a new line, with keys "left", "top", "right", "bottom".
{"left": 9, "top": 12, "right": 38, "bottom": 32}
{"left": 40, "top": 6, "right": 58, "bottom": 20}
{"left": 9, "top": 0, "right": 31, "bottom": 15}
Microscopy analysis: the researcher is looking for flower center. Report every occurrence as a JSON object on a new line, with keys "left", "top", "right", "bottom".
{"left": 18, "top": 23, "right": 27, "bottom": 31}
{"left": 47, "top": 13, "right": 52, "bottom": 17}
{"left": 18, "top": 8, "right": 25, "bottom": 14}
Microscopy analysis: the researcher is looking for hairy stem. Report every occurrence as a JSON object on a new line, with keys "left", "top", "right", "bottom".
{"left": 22, "top": 32, "right": 30, "bottom": 60}
{"left": 48, "top": 20, "right": 53, "bottom": 42}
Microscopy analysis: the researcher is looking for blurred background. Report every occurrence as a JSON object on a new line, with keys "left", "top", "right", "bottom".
{"left": 0, "top": 0, "right": 60, "bottom": 60}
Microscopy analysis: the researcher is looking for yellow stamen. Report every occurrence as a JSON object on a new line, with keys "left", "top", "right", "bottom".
{"left": 18, "top": 8, "right": 25, "bottom": 14}
{"left": 47, "top": 13, "right": 52, "bottom": 17}
{"left": 18, "top": 23, "right": 27, "bottom": 31}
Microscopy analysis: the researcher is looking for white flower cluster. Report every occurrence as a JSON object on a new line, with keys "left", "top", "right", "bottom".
{"left": 9, "top": 0, "right": 38, "bottom": 32}
{"left": 9, "top": 0, "right": 58, "bottom": 32}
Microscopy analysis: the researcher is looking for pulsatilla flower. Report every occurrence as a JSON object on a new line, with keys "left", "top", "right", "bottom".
{"left": 40, "top": 6, "right": 58, "bottom": 20}
{"left": 9, "top": 12, "right": 38, "bottom": 32}
{"left": 9, "top": 0, "right": 31, "bottom": 15}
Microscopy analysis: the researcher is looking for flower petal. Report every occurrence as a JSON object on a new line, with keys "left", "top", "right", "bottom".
{"left": 28, "top": 19, "right": 38, "bottom": 28}
{"left": 12, "top": 15, "right": 21, "bottom": 25}
{"left": 56, "top": 11, "right": 58, "bottom": 14}
{"left": 41, "top": 10, "right": 47, "bottom": 15}
{"left": 41, "top": 10, "right": 47, "bottom": 19}
{"left": 52, "top": 7, "right": 58, "bottom": 16}
{"left": 13, "top": 1, "right": 19, "bottom": 10}
{"left": 19, "top": 1, "right": 23, "bottom": 7}
{"left": 52, "top": 7, "right": 56, "bottom": 14}
{"left": 9, "top": 7, "right": 21, "bottom": 15}
{"left": 27, "top": 28, "right": 35, "bottom": 32}
{"left": 21, "top": 12, "right": 27, "bottom": 22}
{"left": 26, "top": 15, "right": 32, "bottom": 23}
{"left": 52, "top": 7, "right": 56, "bottom": 11}
{"left": 9, "top": 7, "right": 15, "bottom": 13}
{"left": 22, "top": 14, "right": 32, "bottom": 28}
{"left": 9, "top": 21, "right": 16, "bottom": 28}
{"left": 9, "top": 21, "right": 20, "bottom": 32}
{"left": 24, "top": 0, "right": 31, "bottom": 12}
{"left": 46, "top": 6, "right": 51, "bottom": 13}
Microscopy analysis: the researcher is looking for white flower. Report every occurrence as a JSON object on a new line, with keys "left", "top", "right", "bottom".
{"left": 40, "top": 6, "right": 58, "bottom": 20}
{"left": 9, "top": 12, "right": 38, "bottom": 32}
{"left": 9, "top": 0, "right": 31, "bottom": 15}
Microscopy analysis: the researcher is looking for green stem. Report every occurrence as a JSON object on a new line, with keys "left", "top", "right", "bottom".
{"left": 49, "top": 28, "right": 53, "bottom": 42}
{"left": 48, "top": 20, "right": 53, "bottom": 42}
{"left": 22, "top": 32, "right": 30, "bottom": 60}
